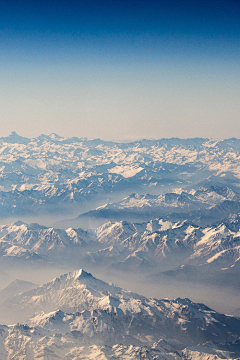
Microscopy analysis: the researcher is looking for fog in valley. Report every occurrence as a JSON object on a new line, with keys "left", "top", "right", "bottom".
{"left": 0, "top": 252, "right": 239, "bottom": 325}
{"left": 0, "top": 136, "right": 240, "bottom": 358}
{"left": 2, "top": 0, "right": 240, "bottom": 356}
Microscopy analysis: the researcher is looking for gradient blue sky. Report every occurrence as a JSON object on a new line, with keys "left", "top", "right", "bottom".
{"left": 0, "top": 0, "right": 240, "bottom": 140}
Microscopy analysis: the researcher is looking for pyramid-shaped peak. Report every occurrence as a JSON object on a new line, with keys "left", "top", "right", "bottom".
{"left": 2, "top": 131, "right": 30, "bottom": 144}
{"left": 68, "top": 269, "right": 93, "bottom": 281}
{"left": 50, "top": 269, "right": 94, "bottom": 286}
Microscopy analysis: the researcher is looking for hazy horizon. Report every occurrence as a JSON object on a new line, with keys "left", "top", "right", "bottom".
{"left": 1, "top": 0, "right": 240, "bottom": 140}
{"left": 2, "top": 130, "right": 240, "bottom": 142}
{"left": 1, "top": 3, "right": 240, "bottom": 357}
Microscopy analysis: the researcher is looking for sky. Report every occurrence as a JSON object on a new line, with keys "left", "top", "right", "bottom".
{"left": 0, "top": 0, "right": 240, "bottom": 140}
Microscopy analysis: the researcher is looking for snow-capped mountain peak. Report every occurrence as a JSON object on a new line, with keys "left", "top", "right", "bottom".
{"left": 1, "top": 268, "right": 240, "bottom": 359}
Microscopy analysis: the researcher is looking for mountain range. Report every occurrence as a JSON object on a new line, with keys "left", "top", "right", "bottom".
{"left": 1, "top": 134, "right": 240, "bottom": 358}
{"left": 0, "top": 213, "right": 240, "bottom": 292}
{"left": 0, "top": 269, "right": 240, "bottom": 359}
{"left": 0, "top": 133, "right": 240, "bottom": 218}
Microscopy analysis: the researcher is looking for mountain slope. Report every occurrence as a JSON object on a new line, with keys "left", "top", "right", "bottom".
{"left": 1, "top": 215, "right": 240, "bottom": 279}
{"left": 1, "top": 134, "right": 240, "bottom": 217}
{"left": 0, "top": 279, "right": 38, "bottom": 304}
{"left": 0, "top": 269, "right": 240, "bottom": 359}
{"left": 76, "top": 186, "right": 239, "bottom": 225}
{"left": 0, "top": 221, "right": 97, "bottom": 265}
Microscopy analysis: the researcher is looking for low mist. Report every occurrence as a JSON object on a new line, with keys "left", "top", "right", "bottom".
{"left": 0, "top": 263, "right": 239, "bottom": 326}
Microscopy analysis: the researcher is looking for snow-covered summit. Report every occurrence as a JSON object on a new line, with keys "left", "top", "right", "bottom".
{"left": 0, "top": 214, "right": 240, "bottom": 277}
{"left": 1, "top": 268, "right": 143, "bottom": 324}
{"left": 0, "top": 134, "right": 240, "bottom": 217}
{"left": 1, "top": 268, "right": 240, "bottom": 359}
{"left": 0, "top": 221, "right": 96, "bottom": 263}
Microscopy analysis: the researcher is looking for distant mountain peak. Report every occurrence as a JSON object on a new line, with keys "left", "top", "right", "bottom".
{"left": 49, "top": 133, "right": 62, "bottom": 140}
{"left": 12, "top": 220, "right": 25, "bottom": 226}
{"left": 2, "top": 131, "right": 30, "bottom": 144}
{"left": 9, "top": 131, "right": 24, "bottom": 139}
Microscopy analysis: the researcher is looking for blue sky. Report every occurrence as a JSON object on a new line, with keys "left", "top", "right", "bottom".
{"left": 0, "top": 0, "right": 240, "bottom": 139}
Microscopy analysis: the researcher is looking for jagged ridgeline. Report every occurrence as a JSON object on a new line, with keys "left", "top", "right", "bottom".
{"left": 0, "top": 217, "right": 240, "bottom": 288}
{"left": 0, "top": 269, "right": 240, "bottom": 359}
{"left": 0, "top": 133, "right": 240, "bottom": 220}
{"left": 1, "top": 134, "right": 240, "bottom": 359}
